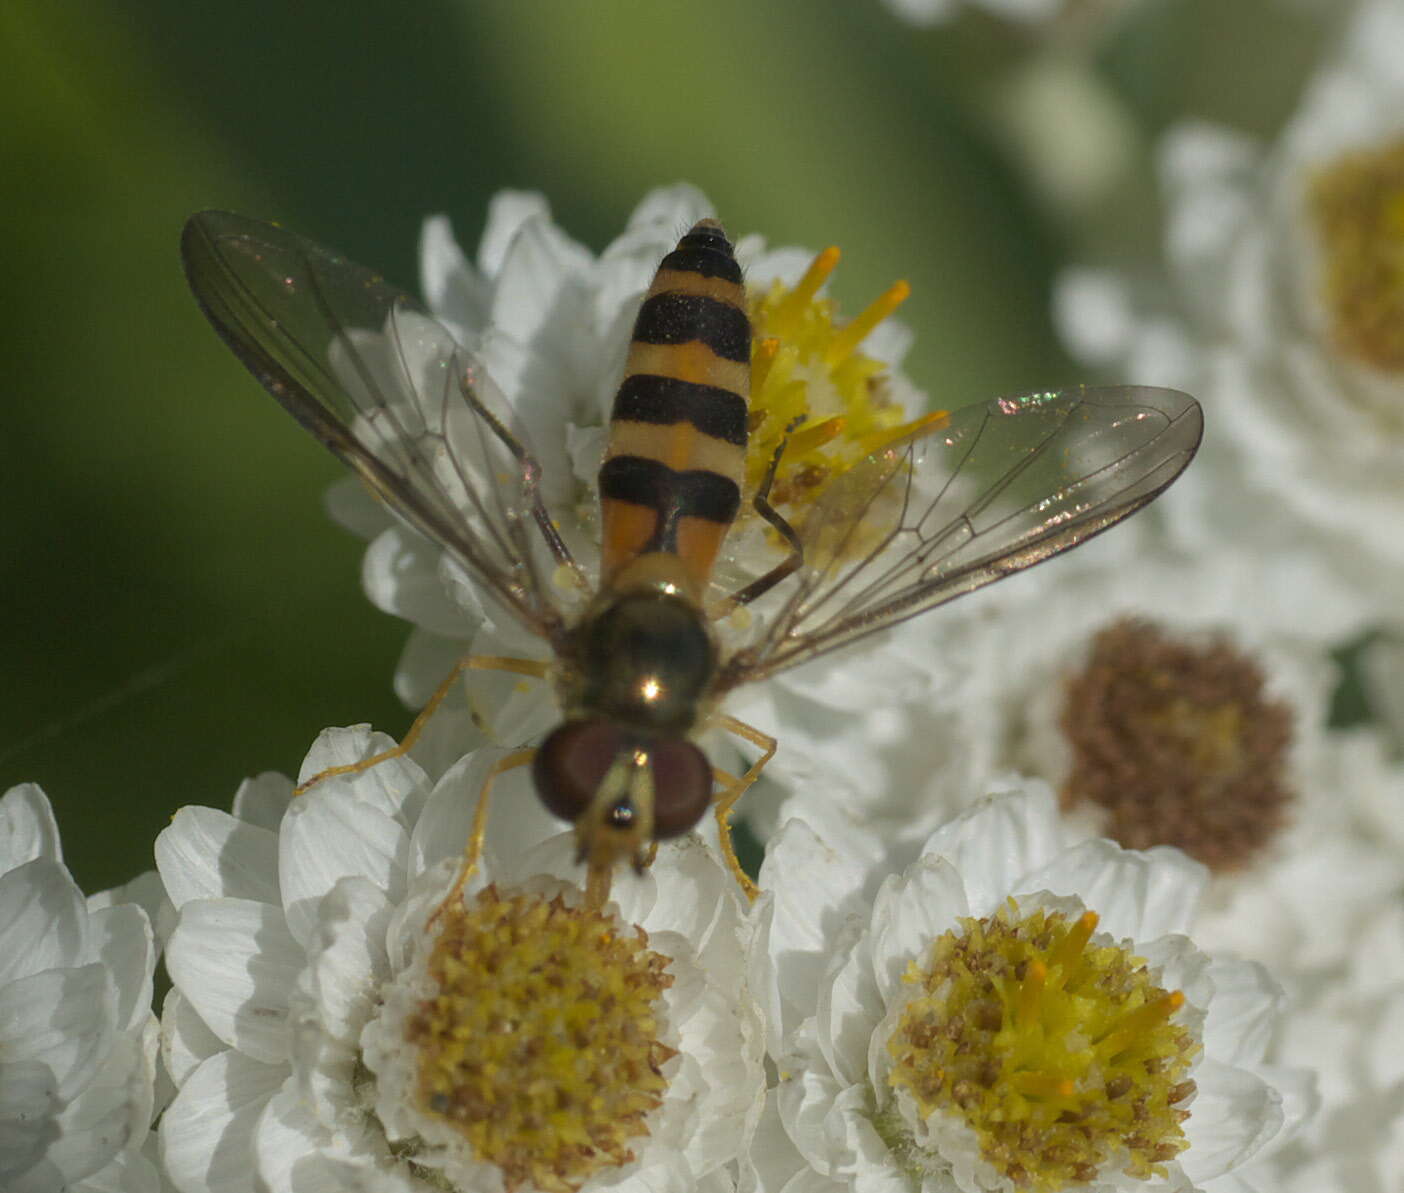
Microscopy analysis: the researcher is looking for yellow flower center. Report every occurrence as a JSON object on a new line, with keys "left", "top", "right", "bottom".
{"left": 886, "top": 900, "right": 1198, "bottom": 1193}
{"left": 1311, "top": 135, "right": 1404, "bottom": 372}
{"left": 407, "top": 886, "right": 675, "bottom": 1193}
{"left": 745, "top": 247, "right": 945, "bottom": 513}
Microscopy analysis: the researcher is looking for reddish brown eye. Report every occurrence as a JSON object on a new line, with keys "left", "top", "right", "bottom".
{"left": 533, "top": 721, "right": 628, "bottom": 824}
{"left": 649, "top": 740, "right": 712, "bottom": 838}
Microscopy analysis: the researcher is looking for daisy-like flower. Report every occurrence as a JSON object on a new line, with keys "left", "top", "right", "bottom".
{"left": 784, "top": 541, "right": 1404, "bottom": 979}
{"left": 1266, "top": 899, "right": 1404, "bottom": 1193}
{"left": 0, "top": 783, "right": 161, "bottom": 1193}
{"left": 749, "top": 783, "right": 1314, "bottom": 1193}
{"left": 156, "top": 726, "right": 763, "bottom": 1193}
{"left": 1054, "top": 0, "right": 1404, "bottom": 624}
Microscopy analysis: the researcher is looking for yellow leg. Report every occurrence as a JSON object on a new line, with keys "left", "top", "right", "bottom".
{"left": 293, "top": 655, "right": 548, "bottom": 795}
{"left": 710, "top": 714, "right": 779, "bottom": 902}
{"left": 429, "top": 746, "right": 537, "bottom": 926}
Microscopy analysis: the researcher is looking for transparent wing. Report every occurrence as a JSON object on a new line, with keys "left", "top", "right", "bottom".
{"left": 717, "top": 385, "right": 1202, "bottom": 688}
{"left": 182, "top": 210, "right": 572, "bottom": 638}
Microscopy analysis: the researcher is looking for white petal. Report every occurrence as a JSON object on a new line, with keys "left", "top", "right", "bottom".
{"left": 0, "top": 858, "right": 88, "bottom": 981}
{"left": 408, "top": 747, "right": 557, "bottom": 881}
{"left": 156, "top": 807, "right": 280, "bottom": 910}
{"left": 647, "top": 836, "right": 737, "bottom": 965}
{"left": 759, "top": 818, "right": 870, "bottom": 996}
{"left": 641, "top": 849, "right": 730, "bottom": 949}
{"left": 360, "top": 525, "right": 469, "bottom": 636}
{"left": 1179, "top": 1057, "right": 1284, "bottom": 1183}
{"left": 659, "top": 964, "right": 763, "bottom": 1176}
{"left": 870, "top": 855, "right": 969, "bottom": 1008}
{"left": 160, "top": 1051, "right": 285, "bottom": 1193}
{"left": 86, "top": 903, "right": 154, "bottom": 1032}
{"left": 777, "top": 1034, "right": 847, "bottom": 1175}
{"left": 391, "top": 625, "right": 469, "bottom": 711}
{"left": 917, "top": 783, "right": 1062, "bottom": 916}
{"left": 228, "top": 774, "right": 292, "bottom": 834}
{"left": 476, "top": 190, "right": 552, "bottom": 278}
{"left": 294, "top": 727, "right": 428, "bottom": 824}
{"left": 41, "top": 1036, "right": 146, "bottom": 1188}
{"left": 298, "top": 877, "right": 392, "bottom": 1045}
{"left": 1199, "top": 957, "right": 1283, "bottom": 1067}
{"left": 0, "top": 962, "right": 114, "bottom": 1103}
{"left": 1247, "top": 1061, "right": 1317, "bottom": 1149}
{"left": 816, "top": 925, "right": 884, "bottom": 1088}
{"left": 322, "top": 473, "right": 392, "bottom": 544}
{"left": 87, "top": 869, "right": 173, "bottom": 950}
{"left": 278, "top": 789, "right": 408, "bottom": 949}
{"left": 0, "top": 1056, "right": 56, "bottom": 1178}
{"left": 489, "top": 211, "right": 590, "bottom": 347}
{"left": 625, "top": 184, "right": 715, "bottom": 237}
{"left": 1018, "top": 839, "right": 1208, "bottom": 941}
{"left": 1138, "top": 935, "right": 1214, "bottom": 1027}
{"left": 833, "top": 1084, "right": 908, "bottom": 1193}
{"left": 745, "top": 1090, "right": 810, "bottom": 1193}
{"left": 161, "top": 988, "right": 226, "bottom": 1088}
{"left": 167, "top": 899, "right": 300, "bottom": 1065}
{"left": 255, "top": 1083, "right": 412, "bottom": 1190}
{"left": 69, "top": 1145, "right": 165, "bottom": 1193}
{"left": 0, "top": 783, "right": 61, "bottom": 870}
{"left": 419, "top": 213, "right": 489, "bottom": 338}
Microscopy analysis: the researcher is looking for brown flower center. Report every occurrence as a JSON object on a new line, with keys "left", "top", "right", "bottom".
{"left": 1060, "top": 618, "right": 1294, "bottom": 870}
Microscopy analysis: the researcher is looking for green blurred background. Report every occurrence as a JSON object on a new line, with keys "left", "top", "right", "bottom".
{"left": 1, "top": 0, "right": 1332, "bottom": 891}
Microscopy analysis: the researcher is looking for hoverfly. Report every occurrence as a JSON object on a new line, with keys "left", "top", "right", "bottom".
{"left": 182, "top": 211, "right": 1202, "bottom": 906}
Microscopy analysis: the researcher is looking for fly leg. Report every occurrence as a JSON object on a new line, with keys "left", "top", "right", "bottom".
{"left": 428, "top": 746, "right": 537, "bottom": 926}
{"left": 457, "top": 371, "right": 588, "bottom": 590}
{"left": 719, "top": 422, "right": 804, "bottom": 611}
{"left": 709, "top": 714, "right": 779, "bottom": 901}
{"left": 293, "top": 655, "right": 549, "bottom": 795}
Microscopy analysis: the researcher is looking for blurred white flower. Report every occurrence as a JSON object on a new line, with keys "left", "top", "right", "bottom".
{"left": 773, "top": 543, "right": 1404, "bottom": 979}
{"left": 1054, "top": 0, "right": 1404, "bottom": 626}
{"left": 880, "top": 0, "right": 1127, "bottom": 29}
{"left": 0, "top": 783, "right": 161, "bottom": 1193}
{"left": 749, "top": 783, "right": 1314, "bottom": 1193}
{"left": 1362, "top": 632, "right": 1404, "bottom": 749}
{"left": 1267, "top": 900, "right": 1404, "bottom": 1193}
{"left": 155, "top": 728, "right": 763, "bottom": 1193}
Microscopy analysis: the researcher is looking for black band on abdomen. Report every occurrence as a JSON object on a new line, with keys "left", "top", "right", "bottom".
{"left": 612, "top": 374, "right": 748, "bottom": 447}
{"left": 658, "top": 246, "right": 743, "bottom": 283}
{"left": 631, "top": 293, "right": 750, "bottom": 363}
{"left": 599, "top": 454, "right": 741, "bottom": 526}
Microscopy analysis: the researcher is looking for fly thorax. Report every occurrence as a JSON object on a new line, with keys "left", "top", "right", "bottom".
{"left": 575, "top": 592, "right": 716, "bottom": 733}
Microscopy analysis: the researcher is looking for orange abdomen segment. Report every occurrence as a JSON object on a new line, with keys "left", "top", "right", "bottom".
{"left": 599, "top": 220, "right": 751, "bottom": 595}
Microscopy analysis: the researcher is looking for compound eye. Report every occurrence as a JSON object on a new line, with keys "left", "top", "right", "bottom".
{"left": 532, "top": 720, "right": 628, "bottom": 825}
{"left": 649, "top": 739, "right": 712, "bottom": 838}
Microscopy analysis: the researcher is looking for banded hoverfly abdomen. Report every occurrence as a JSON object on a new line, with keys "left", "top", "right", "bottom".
{"left": 598, "top": 220, "right": 750, "bottom": 597}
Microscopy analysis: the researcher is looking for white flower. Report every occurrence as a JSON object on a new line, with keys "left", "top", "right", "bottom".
{"left": 750, "top": 783, "right": 1315, "bottom": 1193}
{"left": 779, "top": 541, "right": 1404, "bottom": 979}
{"left": 1054, "top": 0, "right": 1404, "bottom": 625}
{"left": 156, "top": 727, "right": 763, "bottom": 1193}
{"left": 1265, "top": 899, "right": 1404, "bottom": 1193}
{"left": 0, "top": 783, "right": 161, "bottom": 1193}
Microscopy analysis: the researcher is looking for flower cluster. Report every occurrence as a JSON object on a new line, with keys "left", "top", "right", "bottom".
{"left": 15, "top": 19, "right": 1404, "bottom": 1175}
